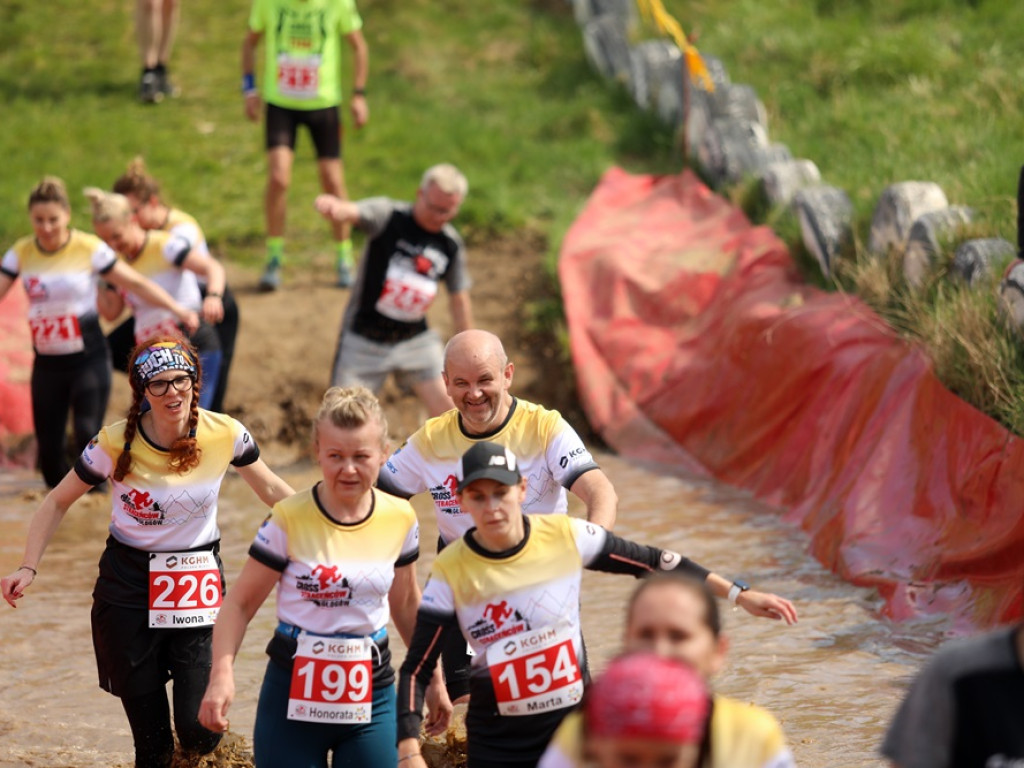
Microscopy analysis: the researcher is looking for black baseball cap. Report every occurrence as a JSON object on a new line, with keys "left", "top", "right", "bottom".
{"left": 457, "top": 441, "right": 522, "bottom": 492}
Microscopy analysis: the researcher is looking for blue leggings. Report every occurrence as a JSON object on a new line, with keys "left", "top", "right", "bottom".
{"left": 253, "top": 660, "right": 397, "bottom": 768}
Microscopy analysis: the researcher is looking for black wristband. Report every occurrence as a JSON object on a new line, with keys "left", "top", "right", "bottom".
{"left": 353, "top": 87, "right": 366, "bottom": 96}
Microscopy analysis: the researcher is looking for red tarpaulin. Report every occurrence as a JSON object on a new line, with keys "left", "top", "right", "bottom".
{"left": 560, "top": 167, "right": 1024, "bottom": 631}
{"left": 0, "top": 279, "right": 34, "bottom": 467}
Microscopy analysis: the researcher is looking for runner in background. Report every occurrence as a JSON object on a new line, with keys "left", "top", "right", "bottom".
{"left": 314, "top": 164, "right": 473, "bottom": 420}
{"left": 135, "top": 0, "right": 180, "bottom": 103}
{"left": 85, "top": 187, "right": 226, "bottom": 411}
{"left": 538, "top": 572, "right": 797, "bottom": 768}
{"left": 0, "top": 336, "right": 294, "bottom": 768}
{"left": 881, "top": 618, "right": 1024, "bottom": 767}
{"left": 580, "top": 652, "right": 710, "bottom": 768}
{"left": 198, "top": 386, "right": 451, "bottom": 767}
{"left": 0, "top": 176, "right": 198, "bottom": 488}
{"left": 396, "top": 441, "right": 797, "bottom": 768}
{"left": 242, "top": 0, "right": 369, "bottom": 291}
{"left": 112, "top": 157, "right": 241, "bottom": 413}
{"left": 377, "top": 328, "right": 614, "bottom": 700}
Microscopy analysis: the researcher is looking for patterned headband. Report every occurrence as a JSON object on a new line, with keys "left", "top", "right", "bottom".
{"left": 132, "top": 340, "right": 198, "bottom": 386}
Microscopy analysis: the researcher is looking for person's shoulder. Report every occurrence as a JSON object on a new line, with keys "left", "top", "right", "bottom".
{"left": 923, "top": 626, "right": 1020, "bottom": 679}
{"left": 512, "top": 398, "right": 567, "bottom": 433}
{"left": 411, "top": 408, "right": 460, "bottom": 448}
{"left": 9, "top": 233, "right": 36, "bottom": 254}
{"left": 372, "top": 488, "right": 417, "bottom": 521}
{"left": 198, "top": 408, "right": 246, "bottom": 435}
{"left": 270, "top": 485, "right": 317, "bottom": 523}
{"left": 711, "top": 696, "right": 789, "bottom": 757}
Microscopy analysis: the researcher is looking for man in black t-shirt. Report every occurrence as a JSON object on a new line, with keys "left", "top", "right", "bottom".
{"left": 315, "top": 163, "right": 473, "bottom": 417}
{"left": 882, "top": 622, "right": 1024, "bottom": 768}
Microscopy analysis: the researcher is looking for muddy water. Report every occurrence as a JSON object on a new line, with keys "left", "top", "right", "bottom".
{"left": 0, "top": 452, "right": 948, "bottom": 768}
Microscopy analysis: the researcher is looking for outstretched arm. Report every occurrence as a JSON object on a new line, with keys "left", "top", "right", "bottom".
{"left": 1, "top": 471, "right": 93, "bottom": 607}
{"left": 314, "top": 195, "right": 361, "bottom": 225}
{"left": 346, "top": 29, "right": 369, "bottom": 128}
{"left": 105, "top": 259, "right": 199, "bottom": 333}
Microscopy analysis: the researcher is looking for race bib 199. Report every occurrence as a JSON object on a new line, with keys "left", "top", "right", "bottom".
{"left": 287, "top": 634, "right": 373, "bottom": 723}
{"left": 148, "top": 551, "right": 221, "bottom": 629}
{"left": 486, "top": 623, "right": 583, "bottom": 716}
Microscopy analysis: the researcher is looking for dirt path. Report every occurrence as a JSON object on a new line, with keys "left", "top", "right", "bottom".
{"left": 123, "top": 230, "right": 582, "bottom": 463}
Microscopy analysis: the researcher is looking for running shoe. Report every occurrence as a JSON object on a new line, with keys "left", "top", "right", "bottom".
{"left": 259, "top": 259, "right": 282, "bottom": 292}
{"left": 336, "top": 259, "right": 353, "bottom": 288}
{"left": 156, "top": 66, "right": 180, "bottom": 98}
{"left": 139, "top": 71, "right": 163, "bottom": 104}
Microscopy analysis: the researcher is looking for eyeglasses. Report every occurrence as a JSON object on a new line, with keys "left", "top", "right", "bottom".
{"left": 145, "top": 375, "right": 194, "bottom": 396}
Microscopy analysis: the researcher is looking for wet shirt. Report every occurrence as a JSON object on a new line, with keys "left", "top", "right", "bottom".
{"left": 248, "top": 0, "right": 362, "bottom": 110}
{"left": 539, "top": 698, "right": 797, "bottom": 768}
{"left": 119, "top": 230, "right": 202, "bottom": 342}
{"left": 377, "top": 398, "right": 599, "bottom": 544}
{"left": 343, "top": 197, "right": 469, "bottom": 344}
{"left": 248, "top": 485, "right": 419, "bottom": 637}
{"left": 1, "top": 229, "right": 116, "bottom": 359}
{"left": 74, "top": 409, "right": 260, "bottom": 551}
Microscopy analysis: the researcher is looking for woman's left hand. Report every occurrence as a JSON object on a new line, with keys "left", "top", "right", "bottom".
{"left": 423, "top": 674, "right": 453, "bottom": 737}
{"left": 736, "top": 590, "right": 798, "bottom": 625}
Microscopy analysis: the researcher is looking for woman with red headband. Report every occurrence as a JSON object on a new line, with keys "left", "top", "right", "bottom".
{"left": 0, "top": 335, "right": 294, "bottom": 768}
{"left": 582, "top": 652, "right": 710, "bottom": 768}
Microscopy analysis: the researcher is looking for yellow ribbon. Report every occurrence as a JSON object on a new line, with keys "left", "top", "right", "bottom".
{"left": 636, "top": 0, "right": 714, "bottom": 92}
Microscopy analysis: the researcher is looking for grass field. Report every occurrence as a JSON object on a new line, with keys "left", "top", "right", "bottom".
{"left": 3, "top": 0, "right": 1024, "bottom": 430}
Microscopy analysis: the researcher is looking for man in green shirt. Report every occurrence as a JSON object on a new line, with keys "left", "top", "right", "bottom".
{"left": 242, "top": 0, "right": 369, "bottom": 291}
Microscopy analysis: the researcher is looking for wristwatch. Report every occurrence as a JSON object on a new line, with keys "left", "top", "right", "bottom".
{"left": 727, "top": 579, "right": 750, "bottom": 604}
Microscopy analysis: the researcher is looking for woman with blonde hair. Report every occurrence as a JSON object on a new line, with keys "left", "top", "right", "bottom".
{"left": 112, "top": 157, "right": 241, "bottom": 412}
{"left": 85, "top": 186, "right": 226, "bottom": 410}
{"left": 1, "top": 335, "right": 294, "bottom": 768}
{"left": 199, "top": 386, "right": 451, "bottom": 767}
{"left": 0, "top": 175, "right": 197, "bottom": 487}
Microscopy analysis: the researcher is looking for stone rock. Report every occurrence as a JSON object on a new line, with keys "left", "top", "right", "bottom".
{"left": 903, "top": 206, "right": 973, "bottom": 289}
{"left": 951, "top": 238, "right": 1014, "bottom": 287}
{"left": 793, "top": 186, "right": 854, "bottom": 279}
{"left": 761, "top": 159, "right": 822, "bottom": 209}
{"left": 868, "top": 181, "right": 948, "bottom": 257}
{"left": 582, "top": 14, "right": 632, "bottom": 82}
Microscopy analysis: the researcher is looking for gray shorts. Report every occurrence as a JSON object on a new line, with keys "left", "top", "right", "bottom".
{"left": 331, "top": 329, "right": 444, "bottom": 392}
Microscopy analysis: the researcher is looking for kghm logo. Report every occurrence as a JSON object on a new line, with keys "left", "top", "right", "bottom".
{"left": 503, "top": 640, "right": 516, "bottom": 656}
{"left": 165, "top": 555, "right": 178, "bottom": 569}
{"left": 312, "top": 640, "right": 326, "bottom": 655}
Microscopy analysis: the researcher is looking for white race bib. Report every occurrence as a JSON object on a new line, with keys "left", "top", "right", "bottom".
{"left": 277, "top": 54, "right": 321, "bottom": 99}
{"left": 486, "top": 623, "right": 583, "bottom": 716}
{"left": 374, "top": 261, "right": 439, "bottom": 322}
{"left": 287, "top": 634, "right": 373, "bottom": 723}
{"left": 28, "top": 302, "right": 84, "bottom": 354}
{"left": 148, "top": 551, "right": 222, "bottom": 629}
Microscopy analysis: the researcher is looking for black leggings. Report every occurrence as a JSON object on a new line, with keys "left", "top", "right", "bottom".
{"left": 120, "top": 668, "right": 222, "bottom": 768}
{"left": 31, "top": 351, "right": 111, "bottom": 488}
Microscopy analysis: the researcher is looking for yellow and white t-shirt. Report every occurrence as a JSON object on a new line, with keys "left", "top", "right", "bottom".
{"left": 379, "top": 398, "right": 600, "bottom": 544}
{"left": 1, "top": 229, "right": 116, "bottom": 357}
{"left": 250, "top": 486, "right": 420, "bottom": 637}
{"left": 163, "top": 209, "right": 209, "bottom": 258}
{"left": 74, "top": 409, "right": 260, "bottom": 551}
{"left": 121, "top": 230, "right": 202, "bottom": 342}
{"left": 421, "top": 515, "right": 607, "bottom": 662}
{"left": 538, "top": 697, "right": 796, "bottom": 768}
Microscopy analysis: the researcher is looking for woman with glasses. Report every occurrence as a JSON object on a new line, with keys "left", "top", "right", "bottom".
{"left": 0, "top": 335, "right": 294, "bottom": 768}
{"left": 84, "top": 186, "right": 227, "bottom": 411}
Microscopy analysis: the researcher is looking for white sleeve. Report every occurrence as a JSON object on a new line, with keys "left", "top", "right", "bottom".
{"left": 398, "top": 520, "right": 420, "bottom": 564}
{"left": 761, "top": 749, "right": 797, "bottom": 768}
{"left": 230, "top": 419, "right": 260, "bottom": 466}
{"left": 569, "top": 517, "right": 608, "bottom": 566}
{"left": 1, "top": 247, "right": 19, "bottom": 277}
{"left": 379, "top": 441, "right": 431, "bottom": 498}
{"left": 419, "top": 573, "right": 456, "bottom": 616}
{"left": 76, "top": 435, "right": 114, "bottom": 482}
{"left": 91, "top": 242, "right": 118, "bottom": 274}
{"left": 169, "top": 222, "right": 205, "bottom": 254}
{"left": 250, "top": 514, "right": 290, "bottom": 571}
{"left": 536, "top": 744, "right": 575, "bottom": 768}
{"left": 545, "top": 418, "right": 600, "bottom": 489}
{"left": 162, "top": 234, "right": 192, "bottom": 266}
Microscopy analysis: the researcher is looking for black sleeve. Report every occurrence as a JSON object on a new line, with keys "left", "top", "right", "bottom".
{"left": 396, "top": 608, "right": 460, "bottom": 742}
{"left": 376, "top": 469, "right": 413, "bottom": 499}
{"left": 586, "top": 531, "right": 711, "bottom": 581}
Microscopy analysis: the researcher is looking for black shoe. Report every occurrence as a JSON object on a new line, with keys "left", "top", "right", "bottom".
{"left": 139, "top": 70, "right": 163, "bottom": 103}
{"left": 155, "top": 64, "right": 180, "bottom": 98}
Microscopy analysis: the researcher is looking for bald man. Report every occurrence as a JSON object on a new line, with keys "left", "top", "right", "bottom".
{"left": 377, "top": 329, "right": 618, "bottom": 699}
